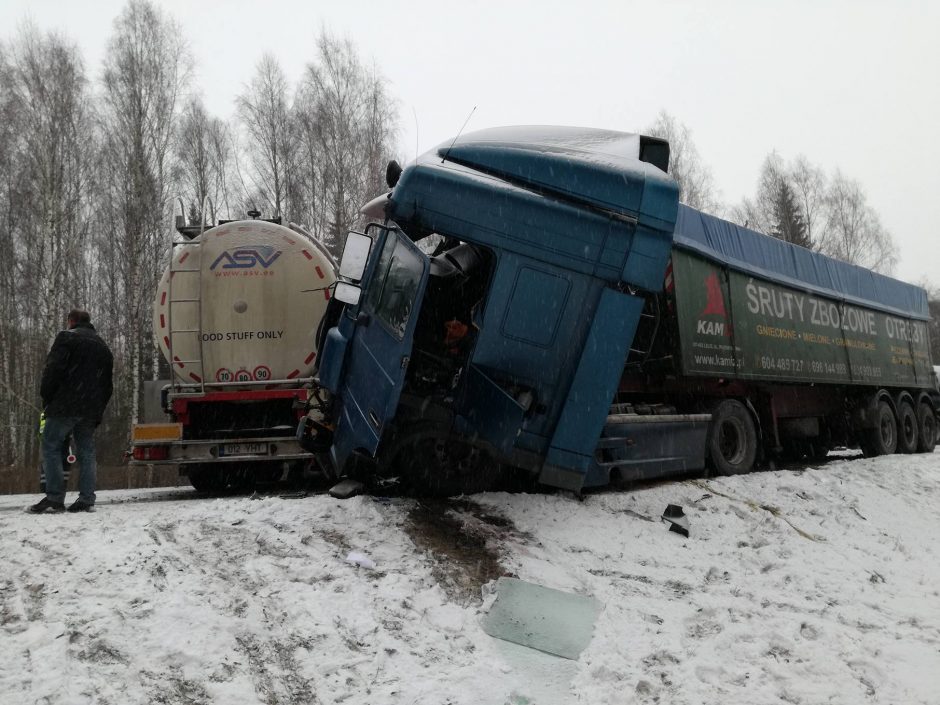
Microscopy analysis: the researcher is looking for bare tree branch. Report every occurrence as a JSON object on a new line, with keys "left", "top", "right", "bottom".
{"left": 645, "top": 110, "right": 720, "bottom": 213}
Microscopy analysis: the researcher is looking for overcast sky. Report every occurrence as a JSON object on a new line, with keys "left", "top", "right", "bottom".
{"left": 2, "top": 0, "right": 938, "bottom": 287}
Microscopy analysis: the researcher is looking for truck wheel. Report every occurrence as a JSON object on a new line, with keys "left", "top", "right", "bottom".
{"left": 916, "top": 403, "right": 937, "bottom": 453}
{"left": 896, "top": 400, "right": 918, "bottom": 454}
{"left": 861, "top": 401, "right": 898, "bottom": 456}
{"left": 706, "top": 400, "right": 757, "bottom": 476}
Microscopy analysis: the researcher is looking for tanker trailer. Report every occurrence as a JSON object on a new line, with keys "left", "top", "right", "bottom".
{"left": 130, "top": 212, "right": 337, "bottom": 491}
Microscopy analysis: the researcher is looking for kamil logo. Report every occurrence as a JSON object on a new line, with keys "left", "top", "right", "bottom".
{"left": 210, "top": 245, "right": 282, "bottom": 270}
{"left": 697, "top": 271, "right": 732, "bottom": 337}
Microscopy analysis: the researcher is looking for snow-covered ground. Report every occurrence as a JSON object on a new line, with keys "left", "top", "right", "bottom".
{"left": 1, "top": 451, "right": 939, "bottom": 705}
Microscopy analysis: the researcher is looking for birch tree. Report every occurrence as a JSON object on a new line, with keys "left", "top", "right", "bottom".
{"left": 645, "top": 111, "right": 720, "bottom": 213}
{"left": 294, "top": 31, "right": 398, "bottom": 253}
{"left": 819, "top": 172, "right": 898, "bottom": 274}
{"left": 99, "top": 0, "right": 191, "bottom": 425}
{"left": 235, "top": 54, "right": 296, "bottom": 220}
{"left": 789, "top": 156, "right": 827, "bottom": 247}
{"left": 174, "top": 96, "right": 233, "bottom": 222}
{"left": 735, "top": 155, "right": 897, "bottom": 274}
{"left": 0, "top": 26, "right": 96, "bottom": 467}
{"left": 0, "top": 44, "right": 19, "bottom": 465}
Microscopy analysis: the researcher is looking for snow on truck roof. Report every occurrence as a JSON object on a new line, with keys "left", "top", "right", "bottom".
{"left": 403, "top": 125, "right": 927, "bottom": 320}
{"left": 433, "top": 125, "right": 679, "bottom": 233}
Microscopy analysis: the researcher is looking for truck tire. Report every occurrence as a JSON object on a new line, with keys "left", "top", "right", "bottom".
{"left": 706, "top": 400, "right": 758, "bottom": 476}
{"left": 896, "top": 399, "right": 918, "bottom": 454}
{"left": 860, "top": 401, "right": 898, "bottom": 456}
{"left": 916, "top": 403, "right": 937, "bottom": 453}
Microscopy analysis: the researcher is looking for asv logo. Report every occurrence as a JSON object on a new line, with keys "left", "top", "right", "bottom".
{"left": 697, "top": 271, "right": 732, "bottom": 337}
{"left": 210, "top": 245, "right": 282, "bottom": 270}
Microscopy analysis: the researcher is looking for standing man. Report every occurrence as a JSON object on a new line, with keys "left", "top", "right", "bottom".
{"left": 29, "top": 309, "right": 113, "bottom": 514}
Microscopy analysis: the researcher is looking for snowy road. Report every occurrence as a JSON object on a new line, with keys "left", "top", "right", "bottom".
{"left": 1, "top": 451, "right": 939, "bottom": 704}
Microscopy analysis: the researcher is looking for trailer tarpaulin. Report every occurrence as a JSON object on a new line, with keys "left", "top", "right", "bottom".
{"left": 673, "top": 205, "right": 929, "bottom": 320}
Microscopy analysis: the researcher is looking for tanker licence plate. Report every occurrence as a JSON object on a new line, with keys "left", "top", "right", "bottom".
{"left": 219, "top": 442, "right": 268, "bottom": 457}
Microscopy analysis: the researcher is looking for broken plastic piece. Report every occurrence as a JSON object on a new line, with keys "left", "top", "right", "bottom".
{"left": 345, "top": 551, "right": 376, "bottom": 570}
{"left": 661, "top": 504, "right": 690, "bottom": 537}
{"left": 329, "top": 479, "right": 365, "bottom": 499}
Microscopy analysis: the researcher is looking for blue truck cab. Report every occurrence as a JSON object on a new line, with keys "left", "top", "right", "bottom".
{"left": 314, "top": 126, "right": 697, "bottom": 493}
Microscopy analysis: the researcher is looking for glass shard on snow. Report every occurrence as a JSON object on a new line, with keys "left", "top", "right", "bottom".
{"left": 481, "top": 577, "right": 602, "bottom": 660}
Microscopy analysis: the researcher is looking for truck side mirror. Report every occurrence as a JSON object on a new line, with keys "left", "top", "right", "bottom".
{"left": 340, "top": 231, "right": 372, "bottom": 282}
{"left": 334, "top": 281, "right": 363, "bottom": 306}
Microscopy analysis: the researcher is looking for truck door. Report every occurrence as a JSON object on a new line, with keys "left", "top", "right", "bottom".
{"left": 335, "top": 229, "right": 430, "bottom": 458}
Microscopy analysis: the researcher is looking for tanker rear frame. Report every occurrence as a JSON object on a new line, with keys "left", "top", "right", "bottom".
{"left": 130, "top": 207, "right": 331, "bottom": 492}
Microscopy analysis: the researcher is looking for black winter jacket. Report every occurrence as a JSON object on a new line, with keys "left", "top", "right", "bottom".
{"left": 40, "top": 323, "right": 114, "bottom": 422}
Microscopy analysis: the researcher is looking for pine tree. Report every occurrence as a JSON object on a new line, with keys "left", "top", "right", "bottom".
{"left": 771, "top": 180, "right": 811, "bottom": 249}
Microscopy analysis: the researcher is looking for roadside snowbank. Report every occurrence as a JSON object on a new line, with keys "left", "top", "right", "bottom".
{"left": 1, "top": 450, "right": 938, "bottom": 704}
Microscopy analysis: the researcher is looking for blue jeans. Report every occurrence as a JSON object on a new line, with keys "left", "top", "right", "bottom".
{"left": 42, "top": 416, "right": 97, "bottom": 505}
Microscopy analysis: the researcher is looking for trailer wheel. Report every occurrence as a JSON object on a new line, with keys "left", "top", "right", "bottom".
{"left": 896, "top": 400, "right": 918, "bottom": 454}
{"left": 187, "top": 464, "right": 255, "bottom": 493}
{"left": 706, "top": 400, "right": 757, "bottom": 476}
{"left": 916, "top": 403, "right": 937, "bottom": 453}
{"left": 188, "top": 465, "right": 227, "bottom": 493}
{"left": 860, "top": 401, "right": 898, "bottom": 456}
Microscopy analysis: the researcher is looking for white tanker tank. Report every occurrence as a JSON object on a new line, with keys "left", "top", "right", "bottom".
{"left": 153, "top": 219, "right": 337, "bottom": 386}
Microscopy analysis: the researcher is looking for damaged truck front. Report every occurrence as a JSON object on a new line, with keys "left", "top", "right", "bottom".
{"left": 304, "top": 126, "right": 938, "bottom": 495}
{"left": 306, "top": 126, "right": 709, "bottom": 494}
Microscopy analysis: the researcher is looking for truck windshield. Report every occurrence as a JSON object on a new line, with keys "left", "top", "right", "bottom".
{"left": 364, "top": 232, "right": 423, "bottom": 339}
